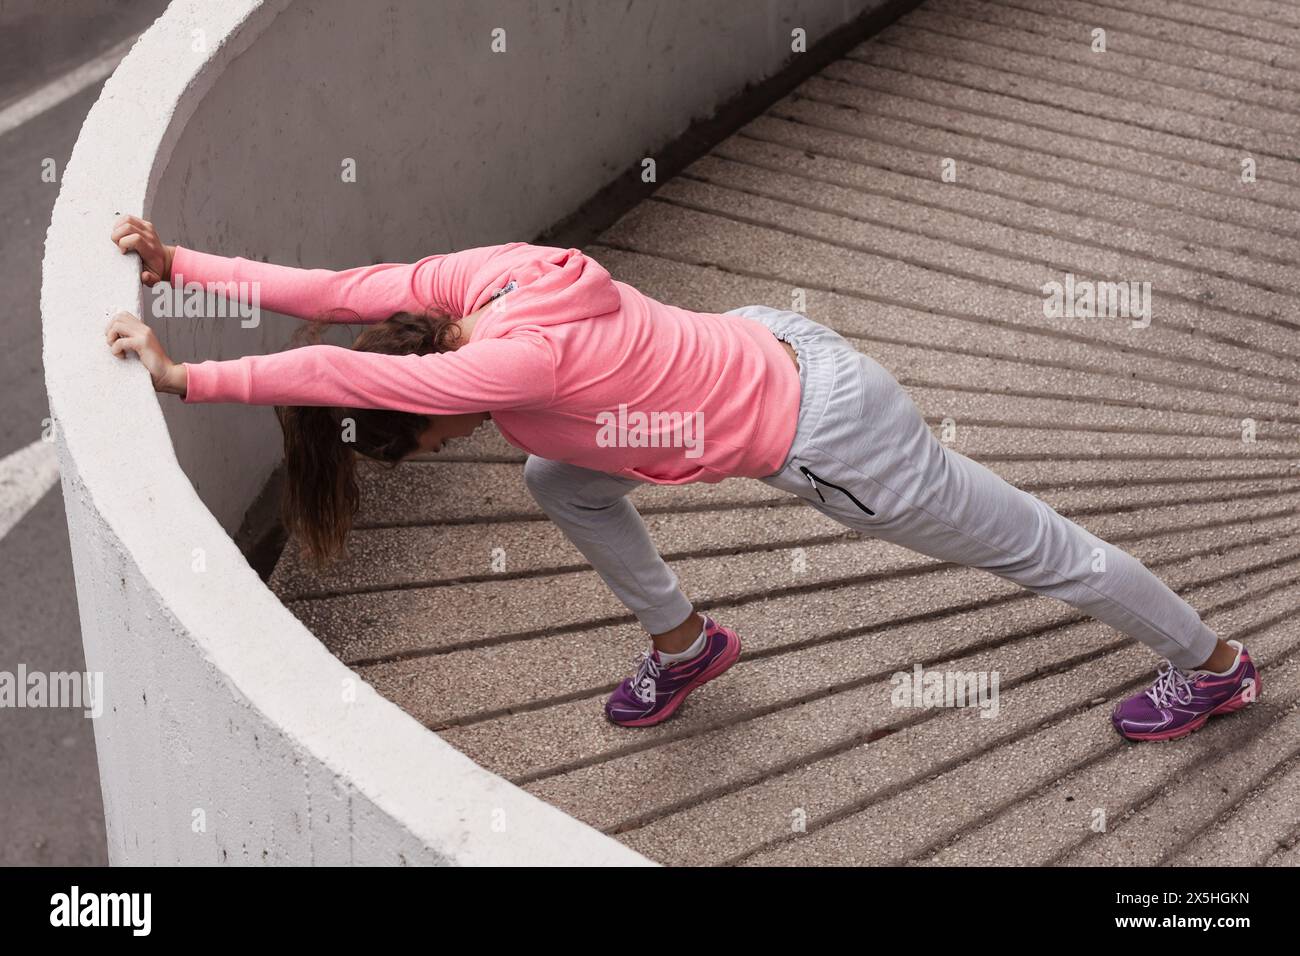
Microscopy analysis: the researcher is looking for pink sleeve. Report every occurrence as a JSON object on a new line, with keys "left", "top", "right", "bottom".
{"left": 169, "top": 242, "right": 527, "bottom": 322}
{"left": 181, "top": 334, "right": 556, "bottom": 414}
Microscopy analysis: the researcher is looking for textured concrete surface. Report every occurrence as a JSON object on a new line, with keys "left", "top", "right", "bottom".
{"left": 272, "top": 0, "right": 1300, "bottom": 865}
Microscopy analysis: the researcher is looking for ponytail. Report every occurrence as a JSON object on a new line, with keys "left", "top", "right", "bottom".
{"left": 278, "top": 403, "right": 360, "bottom": 569}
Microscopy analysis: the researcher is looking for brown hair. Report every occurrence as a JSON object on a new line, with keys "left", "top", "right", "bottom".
{"left": 276, "top": 310, "right": 462, "bottom": 569}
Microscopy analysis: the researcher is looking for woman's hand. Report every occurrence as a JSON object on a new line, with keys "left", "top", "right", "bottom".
{"left": 110, "top": 214, "right": 175, "bottom": 287}
{"left": 105, "top": 311, "right": 187, "bottom": 396}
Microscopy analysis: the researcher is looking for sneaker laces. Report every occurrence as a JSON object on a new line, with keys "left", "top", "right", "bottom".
{"left": 1145, "top": 660, "right": 1195, "bottom": 709}
{"left": 630, "top": 651, "right": 661, "bottom": 704}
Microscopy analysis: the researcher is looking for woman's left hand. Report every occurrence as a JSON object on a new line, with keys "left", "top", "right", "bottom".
{"left": 105, "top": 311, "right": 188, "bottom": 396}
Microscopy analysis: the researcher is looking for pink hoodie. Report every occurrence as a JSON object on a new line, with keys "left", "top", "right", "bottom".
{"left": 177, "top": 242, "right": 799, "bottom": 484}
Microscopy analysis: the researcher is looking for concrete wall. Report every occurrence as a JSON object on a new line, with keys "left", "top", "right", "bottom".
{"left": 43, "top": 0, "right": 886, "bottom": 865}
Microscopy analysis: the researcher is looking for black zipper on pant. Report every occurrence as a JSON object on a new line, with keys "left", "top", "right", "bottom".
{"left": 798, "top": 466, "right": 875, "bottom": 515}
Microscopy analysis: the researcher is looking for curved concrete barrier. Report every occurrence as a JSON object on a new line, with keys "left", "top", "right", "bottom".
{"left": 42, "top": 0, "right": 884, "bottom": 864}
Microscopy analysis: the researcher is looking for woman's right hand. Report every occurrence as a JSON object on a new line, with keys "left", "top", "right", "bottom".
{"left": 105, "top": 311, "right": 187, "bottom": 396}
{"left": 111, "top": 214, "right": 175, "bottom": 287}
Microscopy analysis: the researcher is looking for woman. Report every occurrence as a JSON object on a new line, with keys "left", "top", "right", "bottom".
{"left": 106, "top": 214, "right": 1258, "bottom": 738}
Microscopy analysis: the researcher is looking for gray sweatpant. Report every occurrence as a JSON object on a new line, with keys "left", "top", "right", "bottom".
{"left": 523, "top": 305, "right": 1220, "bottom": 670}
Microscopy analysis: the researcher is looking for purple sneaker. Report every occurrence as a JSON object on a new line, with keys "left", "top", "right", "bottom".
{"left": 605, "top": 615, "right": 741, "bottom": 727}
{"left": 1112, "top": 641, "right": 1259, "bottom": 742}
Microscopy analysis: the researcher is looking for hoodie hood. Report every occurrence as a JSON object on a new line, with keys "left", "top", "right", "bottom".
{"left": 465, "top": 242, "right": 624, "bottom": 342}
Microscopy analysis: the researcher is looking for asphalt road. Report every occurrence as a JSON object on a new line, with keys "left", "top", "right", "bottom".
{"left": 0, "top": 0, "right": 171, "bottom": 867}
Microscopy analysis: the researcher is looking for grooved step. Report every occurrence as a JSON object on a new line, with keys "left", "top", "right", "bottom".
{"left": 599, "top": 202, "right": 1300, "bottom": 396}
{"left": 439, "top": 524, "right": 1298, "bottom": 779}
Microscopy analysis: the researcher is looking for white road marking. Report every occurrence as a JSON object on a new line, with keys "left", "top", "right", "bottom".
{"left": 0, "top": 34, "right": 140, "bottom": 535}
{"left": 0, "top": 34, "right": 137, "bottom": 139}
{"left": 0, "top": 439, "right": 59, "bottom": 542}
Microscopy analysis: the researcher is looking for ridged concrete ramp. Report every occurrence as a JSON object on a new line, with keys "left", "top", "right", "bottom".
{"left": 270, "top": 0, "right": 1300, "bottom": 866}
